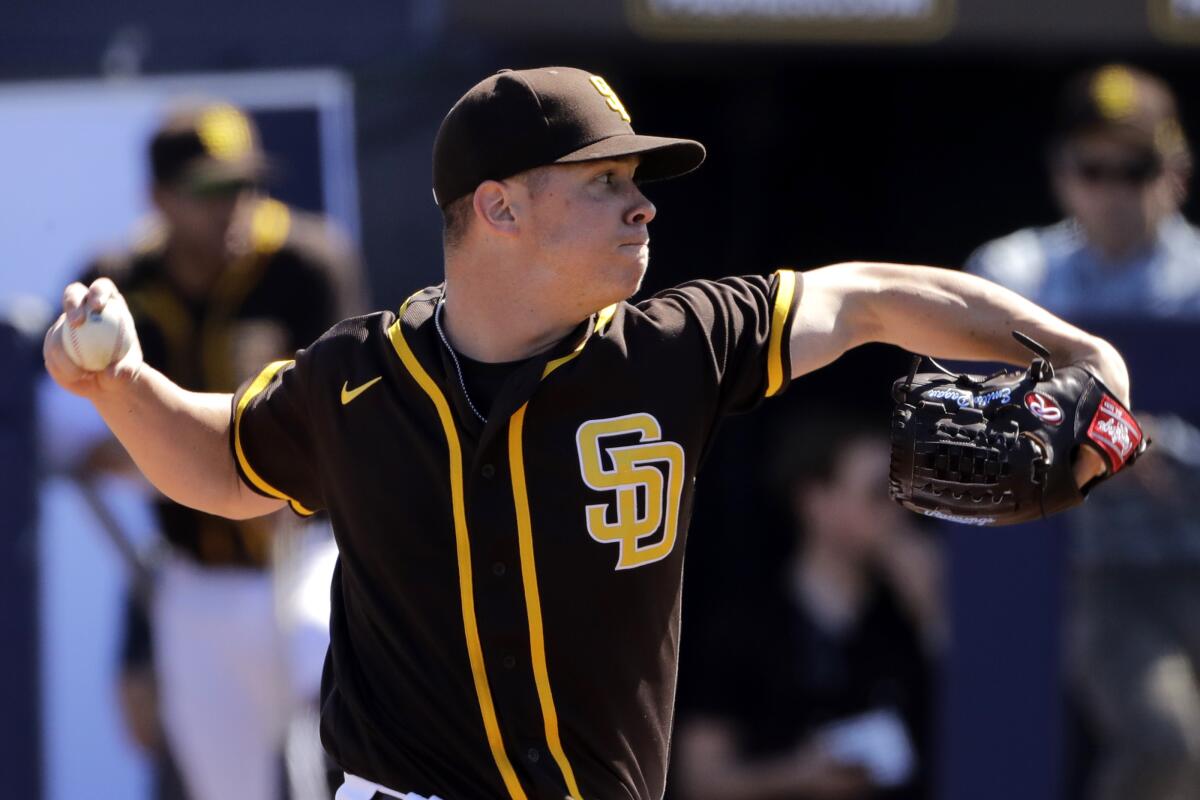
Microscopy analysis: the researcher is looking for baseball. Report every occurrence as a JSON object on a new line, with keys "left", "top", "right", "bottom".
{"left": 61, "top": 304, "right": 133, "bottom": 372}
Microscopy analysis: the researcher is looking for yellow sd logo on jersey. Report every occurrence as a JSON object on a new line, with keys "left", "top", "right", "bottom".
{"left": 576, "top": 413, "right": 685, "bottom": 570}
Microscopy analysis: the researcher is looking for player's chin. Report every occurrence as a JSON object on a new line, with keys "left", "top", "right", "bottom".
{"left": 615, "top": 253, "right": 649, "bottom": 296}
{"left": 619, "top": 243, "right": 650, "bottom": 269}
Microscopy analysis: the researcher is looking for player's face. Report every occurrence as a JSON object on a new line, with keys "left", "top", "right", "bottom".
{"left": 154, "top": 182, "right": 258, "bottom": 259}
{"left": 517, "top": 156, "right": 656, "bottom": 314}
{"left": 1053, "top": 132, "right": 1182, "bottom": 257}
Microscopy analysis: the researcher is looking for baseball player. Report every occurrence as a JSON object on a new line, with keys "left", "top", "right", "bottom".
{"left": 45, "top": 67, "right": 1129, "bottom": 800}
{"left": 966, "top": 64, "right": 1200, "bottom": 800}
{"left": 63, "top": 101, "right": 365, "bottom": 800}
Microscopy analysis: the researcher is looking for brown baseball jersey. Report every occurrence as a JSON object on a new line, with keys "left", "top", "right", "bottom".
{"left": 231, "top": 270, "right": 801, "bottom": 798}
{"left": 84, "top": 197, "right": 364, "bottom": 567}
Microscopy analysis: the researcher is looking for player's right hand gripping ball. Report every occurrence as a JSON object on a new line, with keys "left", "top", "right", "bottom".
{"left": 889, "top": 333, "right": 1149, "bottom": 526}
{"left": 61, "top": 303, "right": 134, "bottom": 372}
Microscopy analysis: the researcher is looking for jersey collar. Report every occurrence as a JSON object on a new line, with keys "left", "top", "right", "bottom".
{"left": 390, "top": 285, "right": 618, "bottom": 433}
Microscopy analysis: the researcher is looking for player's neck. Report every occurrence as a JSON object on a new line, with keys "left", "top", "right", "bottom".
{"left": 441, "top": 264, "right": 583, "bottom": 363}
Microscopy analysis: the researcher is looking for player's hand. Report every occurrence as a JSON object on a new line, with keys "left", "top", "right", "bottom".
{"left": 1073, "top": 444, "right": 1109, "bottom": 489}
{"left": 44, "top": 278, "right": 143, "bottom": 398}
{"left": 1065, "top": 336, "right": 1130, "bottom": 490}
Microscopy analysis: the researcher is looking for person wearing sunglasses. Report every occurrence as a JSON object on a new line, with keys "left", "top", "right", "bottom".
{"left": 967, "top": 65, "right": 1200, "bottom": 800}
{"left": 968, "top": 64, "right": 1198, "bottom": 316}
{"left": 55, "top": 101, "right": 367, "bottom": 800}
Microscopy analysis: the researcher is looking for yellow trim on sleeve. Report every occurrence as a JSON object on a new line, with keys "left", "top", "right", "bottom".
{"left": 509, "top": 403, "right": 586, "bottom": 800}
{"left": 765, "top": 269, "right": 797, "bottom": 398}
{"left": 386, "top": 297, "right": 529, "bottom": 800}
{"left": 504, "top": 319, "right": 611, "bottom": 799}
{"left": 233, "top": 359, "right": 315, "bottom": 516}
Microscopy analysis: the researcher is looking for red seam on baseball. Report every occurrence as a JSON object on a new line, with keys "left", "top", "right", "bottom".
{"left": 67, "top": 323, "right": 83, "bottom": 366}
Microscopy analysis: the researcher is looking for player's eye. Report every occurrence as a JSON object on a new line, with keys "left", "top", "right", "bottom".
{"left": 597, "top": 171, "right": 615, "bottom": 185}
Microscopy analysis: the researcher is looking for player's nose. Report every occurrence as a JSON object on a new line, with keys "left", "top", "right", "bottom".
{"left": 625, "top": 187, "right": 656, "bottom": 226}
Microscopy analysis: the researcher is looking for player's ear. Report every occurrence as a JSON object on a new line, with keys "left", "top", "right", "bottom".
{"left": 473, "top": 181, "right": 519, "bottom": 238}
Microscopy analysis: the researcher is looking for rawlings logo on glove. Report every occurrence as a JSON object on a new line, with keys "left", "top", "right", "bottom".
{"left": 889, "top": 332, "right": 1148, "bottom": 526}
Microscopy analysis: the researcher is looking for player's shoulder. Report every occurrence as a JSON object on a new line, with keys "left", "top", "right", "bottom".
{"left": 304, "top": 310, "right": 393, "bottom": 358}
{"left": 626, "top": 274, "right": 778, "bottom": 324}
{"left": 282, "top": 310, "right": 389, "bottom": 389}
{"left": 288, "top": 293, "right": 442, "bottom": 398}
{"left": 601, "top": 274, "right": 782, "bottom": 352}
{"left": 587, "top": 274, "right": 788, "bottom": 359}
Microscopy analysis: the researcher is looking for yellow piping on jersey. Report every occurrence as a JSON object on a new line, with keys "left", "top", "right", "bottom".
{"left": 233, "top": 359, "right": 315, "bottom": 516}
{"left": 509, "top": 404, "right": 586, "bottom": 800}
{"left": 595, "top": 303, "right": 617, "bottom": 335}
{"left": 504, "top": 309, "right": 613, "bottom": 799}
{"left": 542, "top": 313, "right": 601, "bottom": 378}
{"left": 766, "top": 269, "right": 797, "bottom": 397}
{"left": 387, "top": 297, "right": 529, "bottom": 800}
{"left": 502, "top": 343, "right": 592, "bottom": 800}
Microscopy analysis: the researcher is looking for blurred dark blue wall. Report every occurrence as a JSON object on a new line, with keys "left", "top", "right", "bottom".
{"left": 0, "top": 1, "right": 438, "bottom": 78}
{"left": 0, "top": 321, "right": 41, "bottom": 800}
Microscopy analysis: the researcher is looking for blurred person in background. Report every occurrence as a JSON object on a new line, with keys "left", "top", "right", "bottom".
{"left": 58, "top": 101, "right": 367, "bottom": 800}
{"left": 968, "top": 64, "right": 1199, "bottom": 315}
{"left": 967, "top": 64, "right": 1200, "bottom": 800}
{"left": 673, "top": 416, "right": 942, "bottom": 800}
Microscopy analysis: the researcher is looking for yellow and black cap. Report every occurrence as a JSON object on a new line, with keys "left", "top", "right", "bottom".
{"left": 1055, "top": 64, "right": 1190, "bottom": 169}
{"left": 432, "top": 67, "right": 706, "bottom": 208}
{"left": 150, "top": 102, "right": 270, "bottom": 192}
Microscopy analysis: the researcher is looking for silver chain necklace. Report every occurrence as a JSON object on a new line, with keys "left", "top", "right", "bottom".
{"left": 433, "top": 298, "right": 488, "bottom": 424}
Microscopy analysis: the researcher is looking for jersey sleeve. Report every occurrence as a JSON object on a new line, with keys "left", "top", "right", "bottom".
{"left": 640, "top": 270, "right": 801, "bottom": 415}
{"left": 230, "top": 354, "right": 322, "bottom": 516}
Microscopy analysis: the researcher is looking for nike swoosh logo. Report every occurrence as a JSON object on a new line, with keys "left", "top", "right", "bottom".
{"left": 341, "top": 376, "right": 383, "bottom": 405}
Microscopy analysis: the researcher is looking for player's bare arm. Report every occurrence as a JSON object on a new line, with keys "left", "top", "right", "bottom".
{"left": 43, "top": 278, "right": 286, "bottom": 520}
{"left": 789, "top": 261, "right": 1128, "bottom": 397}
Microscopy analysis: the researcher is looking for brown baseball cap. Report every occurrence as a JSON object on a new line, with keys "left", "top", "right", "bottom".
{"left": 1055, "top": 64, "right": 1190, "bottom": 167}
{"left": 432, "top": 67, "right": 706, "bottom": 207}
{"left": 150, "top": 102, "right": 270, "bottom": 192}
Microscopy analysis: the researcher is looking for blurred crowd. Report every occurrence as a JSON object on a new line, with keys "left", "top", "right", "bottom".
{"left": 670, "top": 61, "right": 1200, "bottom": 800}
{"left": 8, "top": 55, "right": 1200, "bottom": 800}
